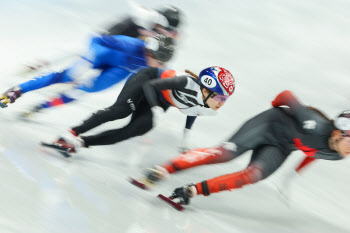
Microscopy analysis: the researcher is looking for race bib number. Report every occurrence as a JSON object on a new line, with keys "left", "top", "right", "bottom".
{"left": 201, "top": 75, "right": 216, "bottom": 88}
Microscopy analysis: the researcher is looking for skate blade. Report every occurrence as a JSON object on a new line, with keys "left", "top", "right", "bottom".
{"left": 41, "top": 142, "right": 71, "bottom": 158}
{"left": 157, "top": 194, "right": 185, "bottom": 211}
{"left": 0, "top": 95, "right": 9, "bottom": 108}
{"left": 0, "top": 102, "right": 8, "bottom": 108}
{"left": 129, "top": 177, "right": 150, "bottom": 190}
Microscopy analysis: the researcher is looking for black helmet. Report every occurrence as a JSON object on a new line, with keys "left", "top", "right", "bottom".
{"left": 158, "top": 6, "right": 181, "bottom": 29}
{"left": 145, "top": 34, "right": 175, "bottom": 62}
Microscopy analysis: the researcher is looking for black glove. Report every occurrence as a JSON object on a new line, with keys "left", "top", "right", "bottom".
{"left": 170, "top": 184, "right": 197, "bottom": 205}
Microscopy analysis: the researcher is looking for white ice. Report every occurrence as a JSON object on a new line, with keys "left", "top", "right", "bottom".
{"left": 1, "top": 0, "right": 350, "bottom": 233}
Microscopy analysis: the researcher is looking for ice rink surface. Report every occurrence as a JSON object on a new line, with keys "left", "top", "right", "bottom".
{"left": 1, "top": 0, "right": 350, "bottom": 232}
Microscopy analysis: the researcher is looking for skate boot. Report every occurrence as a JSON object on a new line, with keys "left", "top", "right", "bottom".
{"left": 17, "top": 59, "right": 51, "bottom": 75}
{"left": 57, "top": 129, "right": 84, "bottom": 152}
{"left": 158, "top": 184, "right": 197, "bottom": 211}
{"left": 144, "top": 165, "right": 169, "bottom": 184}
{"left": 41, "top": 130, "right": 84, "bottom": 157}
{"left": 129, "top": 165, "right": 169, "bottom": 190}
{"left": 41, "top": 138, "right": 76, "bottom": 157}
{"left": 19, "top": 105, "right": 42, "bottom": 119}
{"left": 57, "top": 137, "right": 78, "bottom": 153}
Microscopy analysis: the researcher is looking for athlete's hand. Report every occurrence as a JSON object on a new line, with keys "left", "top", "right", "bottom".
{"left": 2, "top": 87, "right": 22, "bottom": 104}
{"left": 151, "top": 106, "right": 165, "bottom": 128}
{"left": 170, "top": 184, "right": 197, "bottom": 205}
{"left": 178, "top": 145, "right": 189, "bottom": 153}
{"left": 270, "top": 169, "right": 299, "bottom": 206}
{"left": 271, "top": 90, "right": 295, "bottom": 108}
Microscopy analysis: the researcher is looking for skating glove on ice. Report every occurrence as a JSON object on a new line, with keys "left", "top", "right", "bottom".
{"left": 170, "top": 184, "right": 197, "bottom": 205}
{"left": 151, "top": 106, "right": 164, "bottom": 128}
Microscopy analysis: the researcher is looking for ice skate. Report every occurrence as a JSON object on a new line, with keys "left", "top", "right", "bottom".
{"left": 129, "top": 165, "right": 169, "bottom": 190}
{"left": 18, "top": 105, "right": 42, "bottom": 120}
{"left": 157, "top": 194, "right": 185, "bottom": 211}
{"left": 158, "top": 184, "right": 197, "bottom": 211}
{"left": 41, "top": 138, "right": 75, "bottom": 158}
{"left": 41, "top": 130, "right": 84, "bottom": 157}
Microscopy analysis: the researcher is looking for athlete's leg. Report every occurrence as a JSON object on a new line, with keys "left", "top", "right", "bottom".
{"left": 77, "top": 67, "right": 131, "bottom": 93}
{"left": 81, "top": 101, "right": 153, "bottom": 146}
{"left": 19, "top": 71, "right": 74, "bottom": 93}
{"left": 19, "top": 33, "right": 129, "bottom": 94}
{"left": 71, "top": 68, "right": 156, "bottom": 135}
{"left": 19, "top": 59, "right": 91, "bottom": 93}
{"left": 32, "top": 67, "right": 131, "bottom": 112}
{"left": 161, "top": 110, "right": 275, "bottom": 173}
{"left": 71, "top": 98, "right": 134, "bottom": 135}
{"left": 162, "top": 144, "right": 239, "bottom": 173}
{"left": 195, "top": 145, "right": 288, "bottom": 195}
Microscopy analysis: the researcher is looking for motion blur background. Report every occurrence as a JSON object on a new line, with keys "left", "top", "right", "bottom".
{"left": 1, "top": 0, "right": 350, "bottom": 233}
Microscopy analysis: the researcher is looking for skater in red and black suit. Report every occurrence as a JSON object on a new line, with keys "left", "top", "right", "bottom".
{"left": 143, "top": 90, "right": 350, "bottom": 205}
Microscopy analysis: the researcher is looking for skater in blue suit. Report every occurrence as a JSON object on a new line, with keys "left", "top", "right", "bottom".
{"left": 0, "top": 34, "right": 175, "bottom": 114}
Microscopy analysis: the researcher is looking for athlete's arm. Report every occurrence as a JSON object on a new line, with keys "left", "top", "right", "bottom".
{"left": 271, "top": 90, "right": 320, "bottom": 133}
{"left": 272, "top": 90, "right": 303, "bottom": 110}
{"left": 143, "top": 75, "right": 188, "bottom": 107}
{"left": 85, "top": 34, "right": 144, "bottom": 56}
{"left": 185, "top": 116, "right": 197, "bottom": 130}
{"left": 178, "top": 116, "right": 197, "bottom": 151}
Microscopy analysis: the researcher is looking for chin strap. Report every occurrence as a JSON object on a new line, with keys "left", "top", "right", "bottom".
{"left": 202, "top": 90, "right": 214, "bottom": 105}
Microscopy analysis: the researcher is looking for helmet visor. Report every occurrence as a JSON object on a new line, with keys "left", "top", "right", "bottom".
{"left": 211, "top": 93, "right": 229, "bottom": 102}
{"left": 341, "top": 130, "right": 350, "bottom": 137}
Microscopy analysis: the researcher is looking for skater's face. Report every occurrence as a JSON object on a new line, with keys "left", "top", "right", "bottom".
{"left": 146, "top": 55, "right": 165, "bottom": 68}
{"left": 155, "top": 27, "right": 178, "bottom": 40}
{"left": 330, "top": 130, "right": 350, "bottom": 157}
{"left": 138, "top": 28, "right": 157, "bottom": 38}
{"left": 138, "top": 26, "right": 178, "bottom": 40}
{"left": 202, "top": 89, "right": 227, "bottom": 111}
